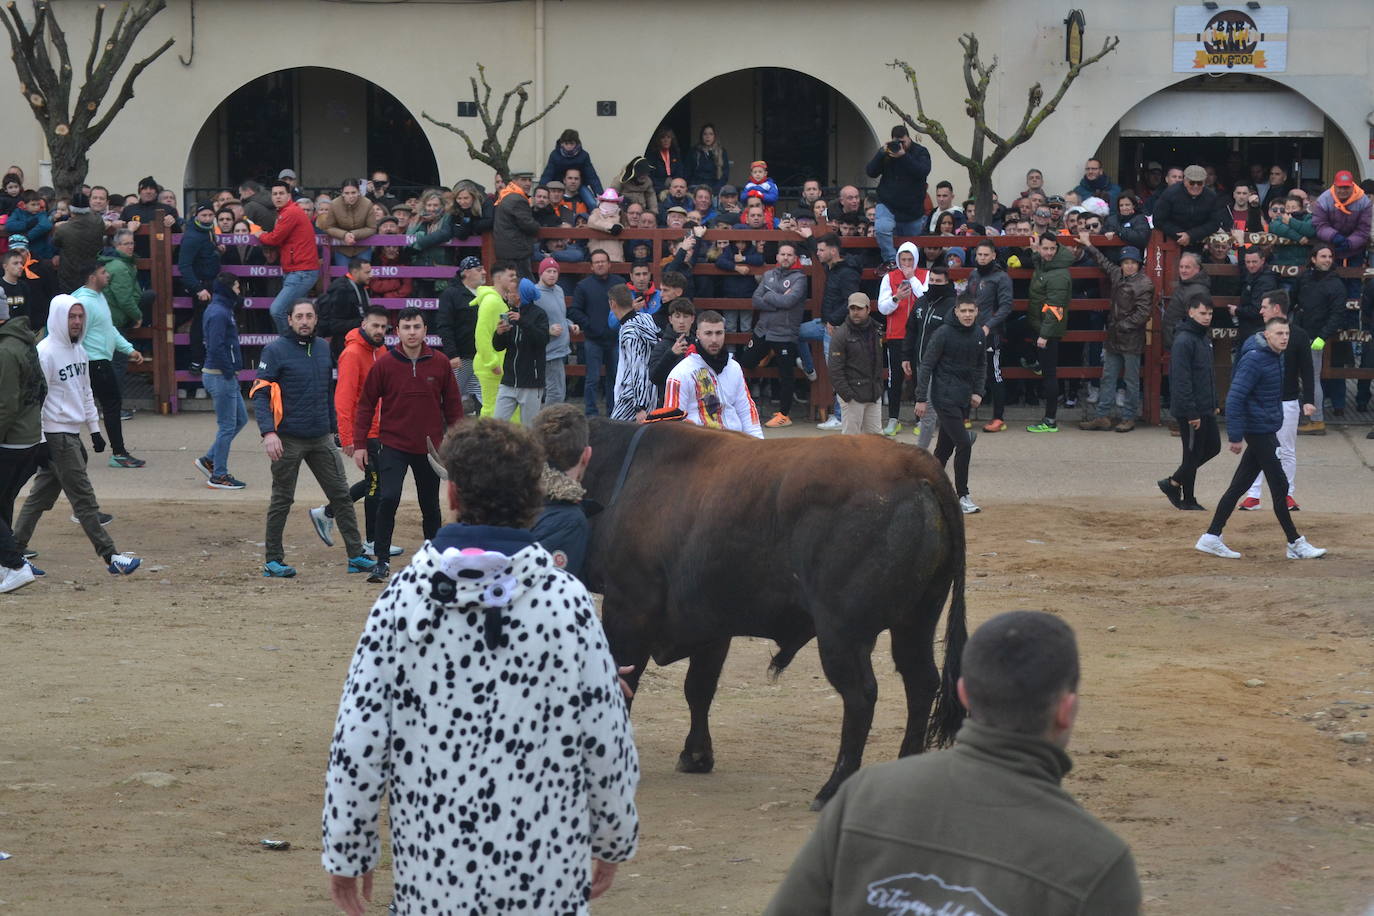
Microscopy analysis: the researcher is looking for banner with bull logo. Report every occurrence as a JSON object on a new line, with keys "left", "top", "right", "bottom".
{"left": 1173, "top": 5, "right": 1288, "bottom": 72}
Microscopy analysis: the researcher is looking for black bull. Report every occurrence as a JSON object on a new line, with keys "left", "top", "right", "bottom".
{"left": 581, "top": 418, "right": 968, "bottom": 808}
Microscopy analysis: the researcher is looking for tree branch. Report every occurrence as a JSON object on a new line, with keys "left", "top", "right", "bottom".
{"left": 85, "top": 34, "right": 174, "bottom": 142}
{"left": 516, "top": 82, "right": 568, "bottom": 133}
{"left": 40, "top": 2, "right": 73, "bottom": 112}
{"left": 881, "top": 60, "right": 975, "bottom": 170}
{"left": 1001, "top": 35, "right": 1119, "bottom": 152}
{"left": 85, "top": 2, "right": 106, "bottom": 82}
{"left": 421, "top": 111, "right": 486, "bottom": 165}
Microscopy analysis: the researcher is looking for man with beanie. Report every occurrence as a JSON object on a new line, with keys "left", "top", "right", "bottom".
{"left": 766, "top": 611, "right": 1140, "bottom": 916}
{"left": 828, "top": 292, "right": 885, "bottom": 435}
{"left": 535, "top": 256, "right": 577, "bottom": 410}
{"left": 13, "top": 295, "right": 143, "bottom": 576}
{"left": 178, "top": 201, "right": 222, "bottom": 370}
{"left": 0, "top": 292, "right": 45, "bottom": 593}
{"left": 352, "top": 307, "right": 462, "bottom": 584}
{"left": 72, "top": 261, "right": 146, "bottom": 467}
{"left": 435, "top": 256, "right": 487, "bottom": 414}
{"left": 1310, "top": 170, "right": 1370, "bottom": 267}
{"left": 1076, "top": 233, "right": 1155, "bottom": 432}
{"left": 865, "top": 126, "right": 931, "bottom": 266}
{"left": 493, "top": 274, "right": 551, "bottom": 425}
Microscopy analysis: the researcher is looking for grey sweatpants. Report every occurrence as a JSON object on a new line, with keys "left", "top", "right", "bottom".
{"left": 543, "top": 357, "right": 567, "bottom": 411}
{"left": 15, "top": 431, "right": 116, "bottom": 561}
{"left": 265, "top": 433, "right": 362, "bottom": 562}
{"left": 495, "top": 386, "right": 543, "bottom": 427}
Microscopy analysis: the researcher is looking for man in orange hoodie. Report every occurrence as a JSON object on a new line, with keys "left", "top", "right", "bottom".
{"left": 309, "top": 307, "right": 401, "bottom": 561}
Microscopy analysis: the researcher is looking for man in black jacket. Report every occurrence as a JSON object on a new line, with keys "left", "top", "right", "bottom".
{"left": 1233, "top": 247, "right": 1280, "bottom": 342}
{"left": 815, "top": 234, "right": 861, "bottom": 426}
{"left": 1152, "top": 165, "right": 1224, "bottom": 252}
{"left": 1160, "top": 297, "right": 1219, "bottom": 511}
{"left": 493, "top": 173, "right": 541, "bottom": 279}
{"left": 492, "top": 276, "right": 551, "bottom": 425}
{"left": 315, "top": 257, "right": 371, "bottom": 361}
{"left": 648, "top": 298, "right": 697, "bottom": 396}
{"left": 434, "top": 256, "right": 486, "bottom": 415}
{"left": 1291, "top": 244, "right": 1347, "bottom": 432}
{"left": 865, "top": 126, "right": 931, "bottom": 267}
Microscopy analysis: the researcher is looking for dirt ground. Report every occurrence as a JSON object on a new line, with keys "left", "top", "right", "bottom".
{"left": 3, "top": 438, "right": 1374, "bottom": 913}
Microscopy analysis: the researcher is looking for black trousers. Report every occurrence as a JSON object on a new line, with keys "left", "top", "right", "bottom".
{"left": 931, "top": 405, "right": 974, "bottom": 497}
{"left": 1207, "top": 432, "right": 1299, "bottom": 542}
{"left": 326, "top": 437, "right": 381, "bottom": 542}
{"left": 373, "top": 444, "right": 442, "bottom": 564}
{"left": 882, "top": 340, "right": 906, "bottom": 421}
{"left": 88, "top": 359, "right": 127, "bottom": 455}
{"left": 736, "top": 335, "right": 799, "bottom": 415}
{"left": 1171, "top": 415, "right": 1221, "bottom": 503}
{"left": 1037, "top": 338, "right": 1060, "bottom": 420}
{"left": 0, "top": 445, "right": 38, "bottom": 568}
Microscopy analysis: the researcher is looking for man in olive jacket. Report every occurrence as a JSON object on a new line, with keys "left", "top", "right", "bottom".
{"left": 765, "top": 611, "right": 1141, "bottom": 916}
{"left": 826, "top": 293, "right": 884, "bottom": 435}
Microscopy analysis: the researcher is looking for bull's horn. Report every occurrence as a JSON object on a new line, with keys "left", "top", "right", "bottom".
{"left": 427, "top": 437, "right": 448, "bottom": 480}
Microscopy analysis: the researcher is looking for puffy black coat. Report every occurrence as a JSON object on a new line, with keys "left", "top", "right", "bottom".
{"left": 1168, "top": 318, "right": 1215, "bottom": 422}
{"left": 1235, "top": 267, "right": 1280, "bottom": 342}
{"left": 1151, "top": 183, "right": 1224, "bottom": 246}
{"left": 1291, "top": 266, "right": 1347, "bottom": 343}
{"left": 915, "top": 319, "right": 986, "bottom": 409}
{"left": 820, "top": 256, "right": 863, "bottom": 327}
{"left": 864, "top": 145, "right": 931, "bottom": 223}
{"left": 966, "top": 263, "right": 1012, "bottom": 342}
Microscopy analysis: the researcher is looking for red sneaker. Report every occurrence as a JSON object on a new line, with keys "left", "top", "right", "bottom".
{"left": 1238, "top": 497, "right": 1261, "bottom": 511}
{"left": 1285, "top": 495, "right": 1300, "bottom": 511}
{"left": 982, "top": 418, "right": 1006, "bottom": 433}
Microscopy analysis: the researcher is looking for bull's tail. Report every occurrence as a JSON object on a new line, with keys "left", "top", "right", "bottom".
{"left": 927, "top": 492, "right": 969, "bottom": 749}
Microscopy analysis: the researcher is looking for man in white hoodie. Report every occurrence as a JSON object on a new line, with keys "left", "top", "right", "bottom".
{"left": 13, "top": 295, "right": 142, "bottom": 575}
{"left": 322, "top": 418, "right": 639, "bottom": 916}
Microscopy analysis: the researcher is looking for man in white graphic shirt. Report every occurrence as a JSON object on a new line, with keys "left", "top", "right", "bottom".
{"left": 662, "top": 310, "right": 763, "bottom": 438}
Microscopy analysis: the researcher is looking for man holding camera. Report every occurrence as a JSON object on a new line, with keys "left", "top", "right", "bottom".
{"left": 865, "top": 126, "right": 931, "bottom": 268}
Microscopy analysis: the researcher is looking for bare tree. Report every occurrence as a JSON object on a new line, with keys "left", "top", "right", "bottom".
{"left": 881, "top": 33, "right": 1118, "bottom": 225}
{"left": 422, "top": 62, "right": 568, "bottom": 184}
{"left": 3, "top": 1, "right": 174, "bottom": 195}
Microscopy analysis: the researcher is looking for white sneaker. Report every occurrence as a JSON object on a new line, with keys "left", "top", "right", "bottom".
{"left": 959, "top": 495, "right": 981, "bottom": 514}
{"left": 796, "top": 357, "right": 818, "bottom": 382}
{"left": 0, "top": 563, "right": 36, "bottom": 593}
{"left": 817, "top": 417, "right": 842, "bottom": 431}
{"left": 309, "top": 505, "right": 335, "bottom": 547}
{"left": 1085, "top": 384, "right": 1100, "bottom": 404}
{"left": 1286, "top": 536, "right": 1327, "bottom": 560}
{"left": 1116, "top": 390, "right": 1125, "bottom": 408}
{"left": 364, "top": 540, "right": 405, "bottom": 558}
{"left": 1195, "top": 533, "right": 1242, "bottom": 559}
{"left": 882, "top": 418, "right": 900, "bottom": 436}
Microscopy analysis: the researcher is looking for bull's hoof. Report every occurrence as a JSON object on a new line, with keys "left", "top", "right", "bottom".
{"left": 676, "top": 751, "right": 714, "bottom": 774}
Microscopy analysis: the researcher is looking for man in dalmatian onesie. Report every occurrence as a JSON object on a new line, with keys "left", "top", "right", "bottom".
{"left": 322, "top": 418, "right": 640, "bottom": 915}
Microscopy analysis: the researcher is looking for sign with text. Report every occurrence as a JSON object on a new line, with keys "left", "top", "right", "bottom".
{"left": 1173, "top": 6, "right": 1287, "bottom": 72}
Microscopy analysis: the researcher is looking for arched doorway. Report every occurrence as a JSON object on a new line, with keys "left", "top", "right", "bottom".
{"left": 1095, "top": 74, "right": 1360, "bottom": 199}
{"left": 183, "top": 67, "right": 440, "bottom": 197}
{"left": 648, "top": 68, "right": 879, "bottom": 191}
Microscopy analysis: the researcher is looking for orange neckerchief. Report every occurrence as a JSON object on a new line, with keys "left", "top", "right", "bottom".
{"left": 1331, "top": 184, "right": 1365, "bottom": 215}
{"left": 496, "top": 181, "right": 528, "bottom": 204}
{"left": 20, "top": 251, "right": 38, "bottom": 280}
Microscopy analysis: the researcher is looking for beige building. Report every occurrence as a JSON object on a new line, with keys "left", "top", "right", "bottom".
{"left": 3, "top": 0, "right": 1372, "bottom": 200}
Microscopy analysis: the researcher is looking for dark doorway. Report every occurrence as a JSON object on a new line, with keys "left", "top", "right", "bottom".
{"left": 225, "top": 71, "right": 296, "bottom": 186}
{"left": 1117, "top": 137, "right": 1318, "bottom": 195}
{"left": 759, "top": 70, "right": 830, "bottom": 187}
{"left": 367, "top": 84, "right": 440, "bottom": 189}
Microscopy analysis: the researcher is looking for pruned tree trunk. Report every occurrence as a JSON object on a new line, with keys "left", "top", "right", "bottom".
{"left": 3, "top": 0, "right": 175, "bottom": 196}
{"left": 422, "top": 63, "right": 569, "bottom": 182}
{"left": 881, "top": 33, "right": 1118, "bottom": 227}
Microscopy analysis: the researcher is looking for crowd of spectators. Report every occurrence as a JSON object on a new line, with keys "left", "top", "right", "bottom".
{"left": 2, "top": 125, "right": 1372, "bottom": 442}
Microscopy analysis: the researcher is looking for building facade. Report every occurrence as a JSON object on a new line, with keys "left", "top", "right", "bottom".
{"left": 2, "top": 0, "right": 1371, "bottom": 199}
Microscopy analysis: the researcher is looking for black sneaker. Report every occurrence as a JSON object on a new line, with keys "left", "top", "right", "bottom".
{"left": 1157, "top": 478, "right": 1184, "bottom": 509}
{"left": 70, "top": 512, "right": 114, "bottom": 526}
{"left": 367, "top": 562, "right": 390, "bottom": 584}
{"left": 1178, "top": 500, "right": 1206, "bottom": 511}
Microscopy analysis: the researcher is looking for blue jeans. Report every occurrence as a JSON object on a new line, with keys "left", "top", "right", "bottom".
{"left": 1094, "top": 350, "right": 1141, "bottom": 420}
{"left": 331, "top": 248, "right": 370, "bottom": 268}
{"left": 201, "top": 371, "right": 247, "bottom": 476}
{"left": 268, "top": 270, "right": 320, "bottom": 335}
{"left": 583, "top": 336, "right": 619, "bottom": 416}
{"left": 873, "top": 202, "right": 924, "bottom": 264}
{"left": 800, "top": 319, "right": 840, "bottom": 419}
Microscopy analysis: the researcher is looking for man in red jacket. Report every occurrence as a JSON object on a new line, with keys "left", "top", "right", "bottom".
{"left": 353, "top": 307, "right": 463, "bottom": 582}
{"left": 254, "top": 180, "right": 320, "bottom": 335}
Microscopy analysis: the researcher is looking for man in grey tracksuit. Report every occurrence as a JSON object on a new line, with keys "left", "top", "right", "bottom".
{"left": 535, "top": 257, "right": 574, "bottom": 411}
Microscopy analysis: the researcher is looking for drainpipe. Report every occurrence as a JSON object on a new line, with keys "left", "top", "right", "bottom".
{"left": 533, "top": 0, "right": 546, "bottom": 161}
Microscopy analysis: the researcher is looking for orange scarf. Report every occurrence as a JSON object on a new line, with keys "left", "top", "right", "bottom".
{"left": 1331, "top": 184, "right": 1365, "bottom": 215}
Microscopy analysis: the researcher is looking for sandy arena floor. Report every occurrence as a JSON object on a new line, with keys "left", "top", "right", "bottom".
{"left": 1, "top": 412, "right": 1372, "bottom": 914}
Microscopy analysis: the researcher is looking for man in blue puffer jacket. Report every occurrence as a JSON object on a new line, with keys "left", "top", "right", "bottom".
{"left": 1195, "top": 316, "right": 1327, "bottom": 561}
